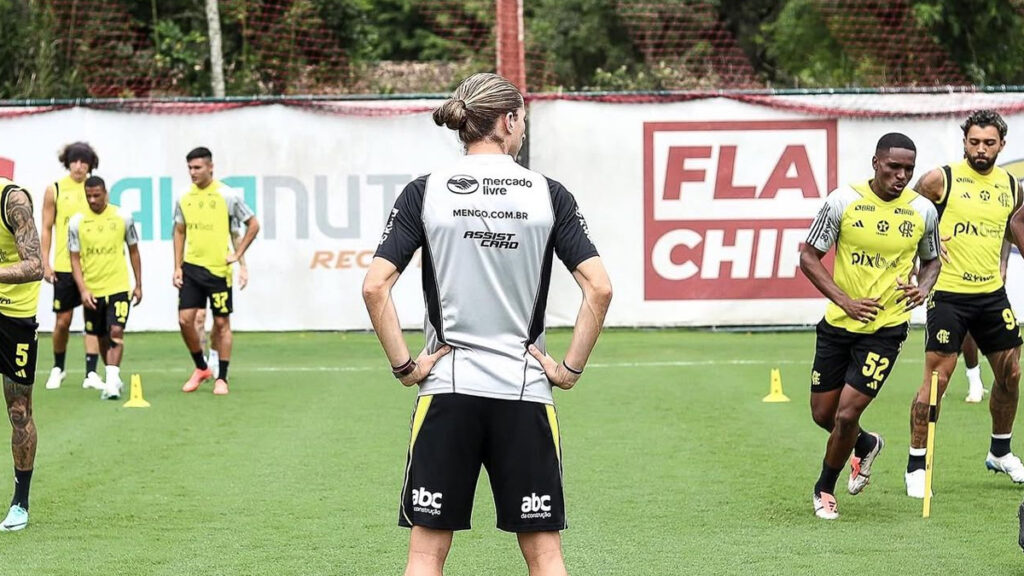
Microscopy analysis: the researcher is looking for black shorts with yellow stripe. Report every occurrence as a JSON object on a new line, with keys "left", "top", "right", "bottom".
{"left": 179, "top": 262, "right": 232, "bottom": 316}
{"left": 84, "top": 292, "right": 130, "bottom": 337}
{"left": 398, "top": 393, "right": 566, "bottom": 533}
{"left": 926, "top": 288, "right": 1023, "bottom": 355}
{"left": 0, "top": 313, "right": 37, "bottom": 386}
{"left": 811, "top": 319, "right": 909, "bottom": 398}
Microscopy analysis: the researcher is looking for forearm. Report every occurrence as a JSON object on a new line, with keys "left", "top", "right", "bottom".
{"left": 231, "top": 234, "right": 247, "bottom": 267}
{"left": 564, "top": 284, "right": 611, "bottom": 371}
{"left": 129, "top": 248, "right": 142, "bottom": 287}
{"left": 234, "top": 219, "right": 259, "bottom": 258}
{"left": 70, "top": 254, "right": 87, "bottom": 294}
{"left": 916, "top": 257, "right": 941, "bottom": 294}
{"left": 173, "top": 228, "right": 184, "bottom": 268}
{"left": 800, "top": 249, "right": 849, "bottom": 306}
{"left": 364, "top": 287, "right": 410, "bottom": 366}
{"left": 40, "top": 228, "right": 51, "bottom": 269}
{"left": 0, "top": 261, "right": 42, "bottom": 284}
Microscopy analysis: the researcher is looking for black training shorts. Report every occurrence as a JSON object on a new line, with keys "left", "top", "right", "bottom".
{"left": 179, "top": 262, "right": 233, "bottom": 316}
{"left": 926, "top": 288, "right": 1023, "bottom": 355}
{"left": 0, "top": 313, "right": 37, "bottom": 386}
{"left": 811, "top": 319, "right": 909, "bottom": 398}
{"left": 84, "top": 292, "right": 130, "bottom": 336}
{"left": 52, "top": 271, "right": 81, "bottom": 312}
{"left": 398, "top": 393, "right": 567, "bottom": 533}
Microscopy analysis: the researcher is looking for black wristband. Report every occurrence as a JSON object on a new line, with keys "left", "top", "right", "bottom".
{"left": 562, "top": 360, "right": 583, "bottom": 375}
{"left": 392, "top": 358, "right": 416, "bottom": 378}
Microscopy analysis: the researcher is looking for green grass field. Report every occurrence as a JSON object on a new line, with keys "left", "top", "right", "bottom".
{"left": 2, "top": 328, "right": 1022, "bottom": 575}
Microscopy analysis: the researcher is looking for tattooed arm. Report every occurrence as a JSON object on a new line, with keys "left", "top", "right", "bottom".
{"left": 0, "top": 188, "right": 43, "bottom": 284}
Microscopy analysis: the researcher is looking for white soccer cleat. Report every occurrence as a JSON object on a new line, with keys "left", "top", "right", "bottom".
{"left": 100, "top": 377, "right": 123, "bottom": 401}
{"left": 965, "top": 387, "right": 987, "bottom": 403}
{"left": 82, "top": 371, "right": 104, "bottom": 390}
{"left": 0, "top": 505, "right": 27, "bottom": 532}
{"left": 209, "top": 350, "right": 220, "bottom": 379}
{"left": 985, "top": 452, "right": 1024, "bottom": 483}
{"left": 44, "top": 367, "right": 65, "bottom": 390}
{"left": 812, "top": 491, "right": 839, "bottom": 520}
{"left": 905, "top": 469, "right": 930, "bottom": 499}
{"left": 848, "top": 433, "right": 884, "bottom": 495}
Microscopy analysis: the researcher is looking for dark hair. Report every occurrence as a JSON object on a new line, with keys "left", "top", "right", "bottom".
{"left": 961, "top": 109, "right": 1008, "bottom": 139}
{"left": 875, "top": 132, "right": 916, "bottom": 154}
{"left": 186, "top": 147, "right": 213, "bottom": 162}
{"left": 432, "top": 73, "right": 524, "bottom": 146}
{"left": 84, "top": 175, "right": 106, "bottom": 189}
{"left": 58, "top": 142, "right": 99, "bottom": 171}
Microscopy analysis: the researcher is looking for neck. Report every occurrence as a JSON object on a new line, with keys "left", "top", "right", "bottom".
{"left": 868, "top": 179, "right": 898, "bottom": 202}
{"left": 466, "top": 141, "right": 510, "bottom": 156}
{"left": 196, "top": 179, "right": 214, "bottom": 189}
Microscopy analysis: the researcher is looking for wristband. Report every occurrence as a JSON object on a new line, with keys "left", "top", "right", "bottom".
{"left": 392, "top": 358, "right": 416, "bottom": 378}
{"left": 562, "top": 360, "right": 583, "bottom": 375}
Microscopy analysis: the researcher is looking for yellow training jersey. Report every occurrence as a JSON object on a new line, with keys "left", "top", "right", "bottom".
{"left": 173, "top": 180, "right": 253, "bottom": 279}
{"left": 0, "top": 179, "right": 41, "bottom": 318}
{"left": 52, "top": 174, "right": 88, "bottom": 273}
{"left": 67, "top": 203, "right": 139, "bottom": 298}
{"left": 806, "top": 181, "right": 940, "bottom": 333}
{"left": 934, "top": 160, "right": 1019, "bottom": 293}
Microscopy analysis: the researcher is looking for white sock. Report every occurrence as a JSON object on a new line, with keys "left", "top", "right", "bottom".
{"left": 106, "top": 365, "right": 120, "bottom": 383}
{"left": 909, "top": 447, "right": 927, "bottom": 457}
{"left": 966, "top": 366, "right": 983, "bottom": 387}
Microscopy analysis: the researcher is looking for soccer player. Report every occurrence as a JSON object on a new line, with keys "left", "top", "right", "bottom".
{"left": 173, "top": 147, "right": 259, "bottom": 396}
{"left": 41, "top": 142, "right": 103, "bottom": 390}
{"left": 68, "top": 176, "right": 142, "bottom": 400}
{"left": 363, "top": 72, "right": 612, "bottom": 575}
{"left": 0, "top": 177, "right": 44, "bottom": 531}
{"left": 801, "top": 133, "right": 940, "bottom": 519}
{"left": 193, "top": 226, "right": 248, "bottom": 379}
{"left": 906, "top": 110, "right": 1024, "bottom": 497}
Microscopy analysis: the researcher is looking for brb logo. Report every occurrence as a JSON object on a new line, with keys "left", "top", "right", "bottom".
{"left": 644, "top": 120, "right": 837, "bottom": 300}
{"left": 411, "top": 487, "right": 443, "bottom": 516}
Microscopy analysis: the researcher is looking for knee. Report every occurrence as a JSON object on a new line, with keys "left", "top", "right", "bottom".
{"left": 834, "top": 407, "right": 861, "bottom": 434}
{"left": 811, "top": 408, "right": 834, "bottom": 431}
{"left": 54, "top": 313, "right": 72, "bottom": 329}
{"left": 518, "top": 531, "right": 564, "bottom": 569}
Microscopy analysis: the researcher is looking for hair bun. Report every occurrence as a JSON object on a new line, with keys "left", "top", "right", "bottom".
{"left": 432, "top": 98, "right": 468, "bottom": 131}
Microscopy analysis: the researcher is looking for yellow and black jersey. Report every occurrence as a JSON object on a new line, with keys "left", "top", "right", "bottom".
{"left": 67, "top": 203, "right": 139, "bottom": 298}
{"left": 52, "top": 174, "right": 88, "bottom": 273}
{"left": 806, "top": 180, "right": 940, "bottom": 333}
{"left": 933, "top": 159, "right": 1019, "bottom": 294}
{"left": 0, "top": 178, "right": 40, "bottom": 318}
{"left": 173, "top": 180, "right": 253, "bottom": 280}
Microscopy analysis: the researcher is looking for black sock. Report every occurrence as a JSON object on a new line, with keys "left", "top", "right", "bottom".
{"left": 11, "top": 468, "right": 31, "bottom": 510}
{"left": 191, "top": 351, "right": 208, "bottom": 370}
{"left": 814, "top": 460, "right": 842, "bottom": 495}
{"left": 85, "top": 354, "right": 99, "bottom": 374}
{"left": 54, "top": 352, "right": 66, "bottom": 371}
{"left": 991, "top": 435, "right": 1012, "bottom": 458}
{"left": 219, "top": 360, "right": 229, "bottom": 381}
{"left": 908, "top": 453, "right": 926, "bottom": 473}
{"left": 854, "top": 430, "right": 878, "bottom": 458}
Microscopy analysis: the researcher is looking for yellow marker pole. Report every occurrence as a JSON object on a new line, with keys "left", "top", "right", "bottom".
{"left": 923, "top": 370, "right": 938, "bottom": 518}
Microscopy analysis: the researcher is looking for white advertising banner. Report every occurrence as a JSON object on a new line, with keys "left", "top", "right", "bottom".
{"left": 4, "top": 96, "right": 1024, "bottom": 330}
{"left": 529, "top": 97, "right": 1024, "bottom": 327}
{"left": 0, "top": 103, "right": 461, "bottom": 331}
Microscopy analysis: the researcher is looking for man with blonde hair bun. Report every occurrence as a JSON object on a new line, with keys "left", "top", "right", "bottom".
{"left": 363, "top": 72, "right": 612, "bottom": 576}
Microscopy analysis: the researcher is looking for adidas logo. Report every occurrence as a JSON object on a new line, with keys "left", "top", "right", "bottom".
{"left": 962, "top": 192, "right": 971, "bottom": 199}
{"left": 852, "top": 220, "right": 864, "bottom": 228}
{"left": 14, "top": 370, "right": 25, "bottom": 378}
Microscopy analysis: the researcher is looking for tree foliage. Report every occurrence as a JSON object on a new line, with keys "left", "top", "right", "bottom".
{"left": 2, "top": 0, "right": 1024, "bottom": 97}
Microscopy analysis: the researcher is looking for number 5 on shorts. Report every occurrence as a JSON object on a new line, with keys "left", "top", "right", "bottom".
{"left": 862, "top": 352, "right": 890, "bottom": 381}
{"left": 14, "top": 343, "right": 28, "bottom": 367}
{"left": 212, "top": 291, "right": 229, "bottom": 314}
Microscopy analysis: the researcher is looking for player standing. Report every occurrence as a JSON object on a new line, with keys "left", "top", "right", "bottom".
{"left": 363, "top": 72, "right": 612, "bottom": 574}
{"left": 906, "top": 110, "right": 1024, "bottom": 497}
{"left": 68, "top": 176, "right": 142, "bottom": 400}
{"left": 41, "top": 142, "right": 103, "bottom": 390}
{"left": 801, "top": 133, "right": 940, "bottom": 519}
{"left": 173, "top": 147, "right": 259, "bottom": 396}
{"left": 0, "top": 178, "right": 43, "bottom": 531}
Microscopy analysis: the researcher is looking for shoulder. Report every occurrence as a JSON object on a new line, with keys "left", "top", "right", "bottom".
{"left": 913, "top": 167, "right": 947, "bottom": 200}
{"left": 909, "top": 193, "right": 937, "bottom": 219}
{"left": 115, "top": 205, "right": 134, "bottom": 223}
{"left": 67, "top": 212, "right": 84, "bottom": 229}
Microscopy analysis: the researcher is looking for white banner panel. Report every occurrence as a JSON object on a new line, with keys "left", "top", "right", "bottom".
{"left": 0, "top": 103, "right": 462, "bottom": 331}
{"left": 529, "top": 97, "right": 1024, "bottom": 326}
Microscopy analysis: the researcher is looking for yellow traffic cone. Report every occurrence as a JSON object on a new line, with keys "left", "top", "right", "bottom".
{"left": 762, "top": 368, "right": 790, "bottom": 402}
{"left": 123, "top": 374, "right": 151, "bottom": 408}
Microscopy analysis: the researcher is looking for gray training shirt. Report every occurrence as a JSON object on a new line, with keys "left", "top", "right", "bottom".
{"left": 375, "top": 154, "right": 598, "bottom": 405}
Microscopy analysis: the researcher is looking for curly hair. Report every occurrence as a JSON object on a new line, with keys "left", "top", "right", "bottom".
{"left": 58, "top": 141, "right": 99, "bottom": 171}
{"left": 961, "top": 109, "right": 1007, "bottom": 139}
